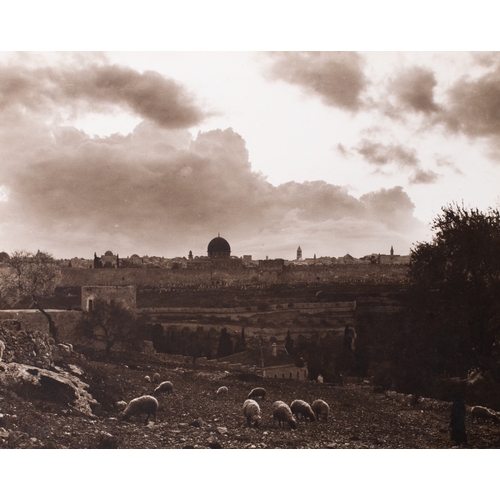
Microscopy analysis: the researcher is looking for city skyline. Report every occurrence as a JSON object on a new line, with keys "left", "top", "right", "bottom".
{"left": 0, "top": 51, "right": 499, "bottom": 260}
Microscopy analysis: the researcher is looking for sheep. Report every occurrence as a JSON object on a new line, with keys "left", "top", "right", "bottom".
{"left": 122, "top": 395, "right": 159, "bottom": 424}
{"left": 216, "top": 386, "right": 229, "bottom": 398}
{"left": 152, "top": 373, "right": 161, "bottom": 383}
{"left": 272, "top": 401, "right": 297, "bottom": 430}
{"left": 0, "top": 340, "right": 4, "bottom": 362}
{"left": 311, "top": 399, "right": 330, "bottom": 422}
{"left": 471, "top": 406, "right": 500, "bottom": 424}
{"left": 243, "top": 399, "right": 261, "bottom": 427}
{"left": 290, "top": 399, "right": 316, "bottom": 422}
{"left": 247, "top": 387, "right": 266, "bottom": 400}
{"left": 144, "top": 375, "right": 151, "bottom": 383}
{"left": 115, "top": 400, "right": 127, "bottom": 411}
{"left": 154, "top": 381, "right": 174, "bottom": 395}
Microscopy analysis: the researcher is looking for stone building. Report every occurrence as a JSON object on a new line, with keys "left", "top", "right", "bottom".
{"left": 81, "top": 285, "right": 137, "bottom": 312}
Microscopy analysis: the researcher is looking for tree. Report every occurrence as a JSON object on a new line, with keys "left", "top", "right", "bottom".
{"left": 234, "top": 327, "right": 247, "bottom": 353}
{"left": 76, "top": 298, "right": 139, "bottom": 359}
{"left": 217, "top": 328, "right": 234, "bottom": 358}
{"left": 285, "top": 330, "right": 294, "bottom": 355}
{"left": 405, "top": 203, "right": 500, "bottom": 381}
{"left": 0, "top": 250, "right": 62, "bottom": 342}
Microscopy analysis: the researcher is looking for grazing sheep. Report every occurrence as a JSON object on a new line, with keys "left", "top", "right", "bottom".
{"left": 471, "top": 406, "right": 500, "bottom": 423}
{"left": 243, "top": 399, "right": 261, "bottom": 427}
{"left": 0, "top": 340, "right": 4, "bottom": 362}
{"left": 216, "top": 386, "right": 229, "bottom": 397}
{"left": 248, "top": 387, "right": 266, "bottom": 400}
{"left": 152, "top": 373, "right": 161, "bottom": 383}
{"left": 311, "top": 399, "right": 330, "bottom": 421}
{"left": 154, "top": 381, "right": 174, "bottom": 395}
{"left": 272, "top": 401, "right": 297, "bottom": 430}
{"left": 122, "top": 395, "right": 159, "bottom": 424}
{"left": 144, "top": 375, "right": 151, "bottom": 383}
{"left": 290, "top": 400, "right": 316, "bottom": 422}
{"left": 115, "top": 400, "right": 127, "bottom": 411}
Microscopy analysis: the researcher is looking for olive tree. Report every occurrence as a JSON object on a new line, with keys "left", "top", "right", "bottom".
{"left": 0, "top": 250, "right": 62, "bottom": 342}
{"left": 76, "top": 298, "right": 139, "bottom": 359}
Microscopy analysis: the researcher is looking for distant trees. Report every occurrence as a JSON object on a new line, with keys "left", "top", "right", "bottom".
{"left": 0, "top": 250, "right": 62, "bottom": 342}
{"left": 217, "top": 328, "right": 234, "bottom": 358}
{"left": 234, "top": 327, "right": 247, "bottom": 353}
{"left": 76, "top": 298, "right": 139, "bottom": 359}
{"left": 403, "top": 203, "right": 500, "bottom": 383}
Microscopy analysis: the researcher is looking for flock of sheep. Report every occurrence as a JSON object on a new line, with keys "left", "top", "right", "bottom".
{"left": 242, "top": 387, "right": 330, "bottom": 430}
{"left": 118, "top": 376, "right": 330, "bottom": 432}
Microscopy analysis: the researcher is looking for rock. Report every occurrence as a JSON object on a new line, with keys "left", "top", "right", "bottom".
{"left": 67, "top": 364, "right": 84, "bottom": 376}
{"left": 217, "top": 426, "right": 228, "bottom": 435}
{"left": 0, "top": 427, "right": 9, "bottom": 438}
{"left": 0, "top": 362, "right": 97, "bottom": 416}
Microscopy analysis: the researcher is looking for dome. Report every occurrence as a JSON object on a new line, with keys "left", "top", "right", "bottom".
{"left": 0, "top": 252, "right": 9, "bottom": 262}
{"left": 104, "top": 250, "right": 114, "bottom": 256}
{"left": 207, "top": 236, "right": 231, "bottom": 258}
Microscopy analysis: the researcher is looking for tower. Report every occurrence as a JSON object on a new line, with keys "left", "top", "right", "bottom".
{"left": 296, "top": 246, "right": 302, "bottom": 261}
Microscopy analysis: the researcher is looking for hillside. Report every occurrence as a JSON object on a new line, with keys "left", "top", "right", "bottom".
{"left": 1, "top": 354, "right": 499, "bottom": 449}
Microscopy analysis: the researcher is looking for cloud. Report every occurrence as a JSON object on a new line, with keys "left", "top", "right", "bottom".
{"left": 0, "top": 119, "right": 425, "bottom": 258}
{"left": 443, "top": 68, "right": 500, "bottom": 138}
{"left": 264, "top": 52, "right": 368, "bottom": 111}
{"left": 351, "top": 139, "right": 437, "bottom": 185}
{"left": 0, "top": 62, "right": 207, "bottom": 128}
{"left": 389, "top": 66, "right": 440, "bottom": 114}
{"left": 354, "top": 139, "right": 419, "bottom": 167}
{"left": 0, "top": 58, "right": 428, "bottom": 259}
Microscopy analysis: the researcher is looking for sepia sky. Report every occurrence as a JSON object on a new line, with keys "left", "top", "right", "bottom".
{"left": 1, "top": 46, "right": 499, "bottom": 260}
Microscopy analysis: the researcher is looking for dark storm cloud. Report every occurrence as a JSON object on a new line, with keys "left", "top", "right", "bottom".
{"left": 0, "top": 63, "right": 207, "bottom": 128}
{"left": 389, "top": 66, "right": 440, "bottom": 114}
{"left": 264, "top": 52, "right": 368, "bottom": 111}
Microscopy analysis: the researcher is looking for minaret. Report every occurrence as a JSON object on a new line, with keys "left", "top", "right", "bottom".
{"left": 390, "top": 245, "right": 394, "bottom": 256}
{"left": 297, "top": 246, "right": 302, "bottom": 261}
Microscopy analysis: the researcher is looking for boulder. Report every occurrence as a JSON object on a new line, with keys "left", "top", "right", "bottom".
{"left": 0, "top": 362, "right": 98, "bottom": 416}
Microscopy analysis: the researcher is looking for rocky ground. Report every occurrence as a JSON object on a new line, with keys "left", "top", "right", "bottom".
{"left": 1, "top": 357, "right": 500, "bottom": 449}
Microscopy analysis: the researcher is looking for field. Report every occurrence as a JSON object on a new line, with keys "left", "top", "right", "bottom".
{"left": 1, "top": 357, "right": 499, "bottom": 449}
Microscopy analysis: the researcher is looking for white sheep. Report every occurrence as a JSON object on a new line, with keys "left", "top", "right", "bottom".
{"left": 154, "top": 381, "right": 174, "bottom": 395}
{"left": 144, "top": 375, "right": 151, "bottom": 383}
{"left": 311, "top": 399, "right": 330, "bottom": 421}
{"left": 247, "top": 387, "right": 266, "bottom": 400}
{"left": 471, "top": 406, "right": 500, "bottom": 423}
{"left": 243, "top": 399, "right": 262, "bottom": 427}
{"left": 152, "top": 373, "right": 161, "bottom": 383}
{"left": 290, "top": 399, "right": 316, "bottom": 422}
{"left": 122, "top": 395, "right": 159, "bottom": 424}
{"left": 216, "top": 386, "right": 228, "bottom": 397}
{"left": 272, "top": 401, "right": 297, "bottom": 430}
{"left": 0, "top": 340, "right": 4, "bottom": 362}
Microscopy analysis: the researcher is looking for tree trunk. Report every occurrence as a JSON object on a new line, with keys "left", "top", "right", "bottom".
{"left": 32, "top": 295, "right": 58, "bottom": 343}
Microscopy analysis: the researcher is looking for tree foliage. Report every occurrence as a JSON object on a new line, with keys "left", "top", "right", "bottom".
{"left": 0, "top": 250, "right": 62, "bottom": 341}
{"left": 405, "top": 203, "right": 500, "bottom": 380}
{"left": 76, "top": 299, "right": 139, "bottom": 359}
{"left": 217, "top": 328, "right": 234, "bottom": 358}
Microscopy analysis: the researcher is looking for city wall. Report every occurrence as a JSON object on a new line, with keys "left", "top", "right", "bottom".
{"left": 60, "top": 263, "right": 408, "bottom": 288}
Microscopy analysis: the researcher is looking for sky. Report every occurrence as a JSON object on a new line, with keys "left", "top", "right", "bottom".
{"left": 0, "top": 8, "right": 499, "bottom": 261}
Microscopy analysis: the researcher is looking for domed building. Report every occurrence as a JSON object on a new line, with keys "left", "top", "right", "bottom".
{"left": 207, "top": 235, "right": 231, "bottom": 259}
{"left": 187, "top": 234, "right": 242, "bottom": 271}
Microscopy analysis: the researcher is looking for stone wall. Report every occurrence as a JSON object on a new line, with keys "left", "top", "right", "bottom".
{"left": 0, "top": 321, "right": 55, "bottom": 369}
{"left": 59, "top": 263, "right": 409, "bottom": 288}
